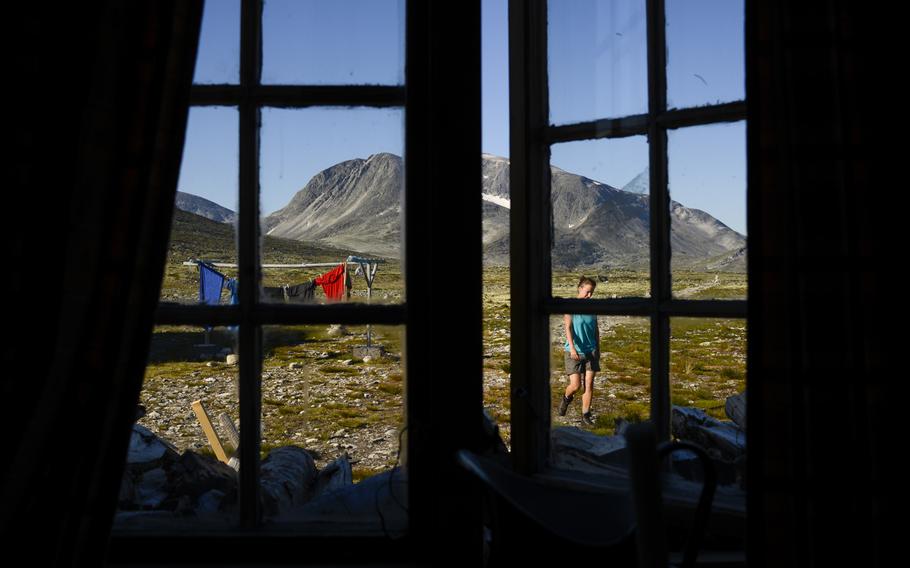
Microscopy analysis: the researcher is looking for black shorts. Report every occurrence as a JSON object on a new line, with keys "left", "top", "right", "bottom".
{"left": 564, "top": 350, "right": 600, "bottom": 374}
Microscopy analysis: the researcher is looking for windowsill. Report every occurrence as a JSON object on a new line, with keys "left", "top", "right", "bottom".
{"left": 111, "top": 467, "right": 408, "bottom": 538}
{"left": 541, "top": 440, "right": 746, "bottom": 545}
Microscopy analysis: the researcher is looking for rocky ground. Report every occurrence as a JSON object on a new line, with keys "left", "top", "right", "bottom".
{"left": 138, "top": 324, "right": 406, "bottom": 479}
{"left": 138, "top": 268, "right": 746, "bottom": 482}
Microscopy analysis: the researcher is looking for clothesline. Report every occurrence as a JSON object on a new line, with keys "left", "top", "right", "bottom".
{"left": 182, "top": 257, "right": 385, "bottom": 269}
{"left": 189, "top": 256, "right": 384, "bottom": 347}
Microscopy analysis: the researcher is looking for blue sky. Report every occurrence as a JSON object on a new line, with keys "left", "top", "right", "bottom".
{"left": 180, "top": 0, "right": 745, "bottom": 234}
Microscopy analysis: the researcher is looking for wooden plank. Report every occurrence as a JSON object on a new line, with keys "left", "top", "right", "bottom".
{"left": 191, "top": 400, "right": 228, "bottom": 464}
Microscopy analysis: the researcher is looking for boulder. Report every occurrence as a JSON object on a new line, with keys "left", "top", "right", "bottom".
{"left": 169, "top": 450, "right": 238, "bottom": 504}
{"left": 126, "top": 424, "right": 180, "bottom": 478}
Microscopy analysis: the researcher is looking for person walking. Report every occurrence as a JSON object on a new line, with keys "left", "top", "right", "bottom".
{"left": 558, "top": 276, "right": 600, "bottom": 425}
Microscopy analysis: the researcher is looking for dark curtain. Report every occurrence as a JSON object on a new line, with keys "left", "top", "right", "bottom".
{"left": 3, "top": 1, "right": 202, "bottom": 565}
{"left": 747, "top": 1, "right": 897, "bottom": 566}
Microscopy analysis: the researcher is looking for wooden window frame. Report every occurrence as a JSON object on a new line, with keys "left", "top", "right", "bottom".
{"left": 109, "top": 0, "right": 485, "bottom": 564}
{"left": 509, "top": 0, "right": 747, "bottom": 475}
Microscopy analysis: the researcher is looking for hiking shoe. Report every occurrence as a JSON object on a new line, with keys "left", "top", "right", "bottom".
{"left": 558, "top": 394, "right": 573, "bottom": 416}
{"left": 582, "top": 410, "right": 595, "bottom": 426}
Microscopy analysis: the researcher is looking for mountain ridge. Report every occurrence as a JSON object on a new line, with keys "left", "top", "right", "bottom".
{"left": 177, "top": 153, "right": 746, "bottom": 271}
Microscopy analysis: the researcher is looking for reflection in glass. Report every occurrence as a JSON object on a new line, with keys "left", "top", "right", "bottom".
{"left": 550, "top": 314, "right": 650, "bottom": 438}
{"left": 549, "top": 137, "right": 650, "bottom": 299}
{"left": 666, "top": 0, "right": 745, "bottom": 109}
{"left": 259, "top": 107, "right": 405, "bottom": 304}
{"left": 548, "top": 0, "right": 647, "bottom": 125}
{"left": 113, "top": 326, "right": 240, "bottom": 531}
{"left": 260, "top": 324, "right": 407, "bottom": 529}
{"left": 193, "top": 0, "right": 240, "bottom": 84}
{"left": 160, "top": 108, "right": 239, "bottom": 304}
{"left": 667, "top": 121, "right": 747, "bottom": 300}
{"left": 670, "top": 317, "right": 746, "bottom": 488}
{"left": 262, "top": 0, "right": 405, "bottom": 85}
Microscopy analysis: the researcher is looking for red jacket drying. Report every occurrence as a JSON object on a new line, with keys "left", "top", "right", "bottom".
{"left": 315, "top": 263, "right": 347, "bottom": 301}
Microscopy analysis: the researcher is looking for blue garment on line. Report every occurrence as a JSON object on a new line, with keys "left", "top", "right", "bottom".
{"left": 198, "top": 262, "right": 225, "bottom": 305}
{"left": 197, "top": 262, "right": 226, "bottom": 334}
{"left": 225, "top": 278, "right": 239, "bottom": 305}
{"left": 225, "top": 278, "right": 239, "bottom": 332}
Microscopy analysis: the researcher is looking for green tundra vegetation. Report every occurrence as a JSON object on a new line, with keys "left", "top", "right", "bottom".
{"left": 140, "top": 211, "right": 745, "bottom": 482}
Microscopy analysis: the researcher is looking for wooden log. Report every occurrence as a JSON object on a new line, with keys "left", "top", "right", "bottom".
{"left": 671, "top": 406, "right": 746, "bottom": 461}
{"left": 191, "top": 400, "right": 229, "bottom": 464}
{"left": 218, "top": 413, "right": 240, "bottom": 448}
{"left": 218, "top": 412, "right": 241, "bottom": 471}
{"left": 259, "top": 446, "right": 318, "bottom": 517}
{"left": 725, "top": 391, "right": 747, "bottom": 431}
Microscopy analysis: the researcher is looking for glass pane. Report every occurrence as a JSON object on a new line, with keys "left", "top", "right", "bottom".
{"left": 668, "top": 121, "right": 747, "bottom": 300}
{"left": 161, "top": 107, "right": 239, "bottom": 304}
{"left": 113, "top": 325, "right": 240, "bottom": 531}
{"left": 666, "top": 0, "right": 745, "bottom": 109}
{"left": 548, "top": 0, "right": 648, "bottom": 125}
{"left": 550, "top": 314, "right": 650, "bottom": 469}
{"left": 260, "top": 324, "right": 407, "bottom": 531}
{"left": 482, "top": 0, "right": 511, "bottom": 445}
{"left": 259, "top": 107, "right": 405, "bottom": 304}
{"left": 550, "top": 137, "right": 650, "bottom": 298}
{"left": 482, "top": 262, "right": 511, "bottom": 447}
{"left": 670, "top": 318, "right": 746, "bottom": 489}
{"left": 262, "top": 0, "right": 405, "bottom": 85}
{"left": 193, "top": 0, "right": 240, "bottom": 84}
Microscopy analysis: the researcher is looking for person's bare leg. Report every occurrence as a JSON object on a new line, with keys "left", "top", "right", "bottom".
{"left": 565, "top": 373, "right": 581, "bottom": 398}
{"left": 582, "top": 371, "right": 595, "bottom": 413}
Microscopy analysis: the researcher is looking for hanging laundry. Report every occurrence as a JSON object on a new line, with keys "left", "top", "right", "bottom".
{"left": 262, "top": 286, "right": 286, "bottom": 302}
{"left": 225, "top": 278, "right": 239, "bottom": 305}
{"left": 225, "top": 278, "right": 239, "bottom": 332}
{"left": 198, "top": 262, "right": 225, "bottom": 305}
{"left": 197, "top": 261, "right": 226, "bottom": 334}
{"left": 285, "top": 280, "right": 317, "bottom": 303}
{"left": 315, "top": 263, "right": 347, "bottom": 301}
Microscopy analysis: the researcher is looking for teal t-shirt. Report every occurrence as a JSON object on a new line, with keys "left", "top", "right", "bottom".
{"left": 564, "top": 314, "right": 598, "bottom": 354}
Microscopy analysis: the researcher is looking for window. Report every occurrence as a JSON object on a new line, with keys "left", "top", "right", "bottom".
{"left": 509, "top": 0, "right": 747, "bottom": 474}
{"left": 115, "top": 0, "right": 410, "bottom": 536}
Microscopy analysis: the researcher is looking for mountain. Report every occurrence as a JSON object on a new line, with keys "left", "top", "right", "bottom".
{"left": 261, "top": 153, "right": 746, "bottom": 271}
{"left": 263, "top": 153, "right": 402, "bottom": 258}
{"left": 167, "top": 208, "right": 359, "bottom": 265}
{"left": 482, "top": 156, "right": 746, "bottom": 271}
{"left": 175, "top": 191, "right": 236, "bottom": 224}
{"left": 622, "top": 167, "right": 650, "bottom": 195}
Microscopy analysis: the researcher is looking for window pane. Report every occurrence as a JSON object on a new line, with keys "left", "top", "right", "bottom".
{"left": 193, "top": 0, "right": 240, "bottom": 84}
{"left": 548, "top": 0, "right": 648, "bottom": 125}
{"left": 262, "top": 0, "right": 405, "bottom": 85}
{"left": 550, "top": 315, "right": 650, "bottom": 469}
{"left": 113, "top": 325, "right": 240, "bottom": 531}
{"left": 668, "top": 121, "right": 747, "bottom": 300}
{"left": 550, "top": 138, "right": 650, "bottom": 298}
{"left": 482, "top": 265, "right": 511, "bottom": 447}
{"left": 161, "top": 107, "right": 239, "bottom": 305}
{"left": 670, "top": 318, "right": 746, "bottom": 490}
{"left": 666, "top": 0, "right": 745, "bottom": 110}
{"left": 259, "top": 107, "right": 405, "bottom": 304}
{"left": 259, "top": 324, "right": 407, "bottom": 531}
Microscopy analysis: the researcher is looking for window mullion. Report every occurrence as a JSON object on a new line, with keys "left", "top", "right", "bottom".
{"left": 647, "top": 0, "right": 672, "bottom": 443}
{"left": 237, "top": 0, "right": 263, "bottom": 529}
{"left": 509, "top": 0, "right": 551, "bottom": 476}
